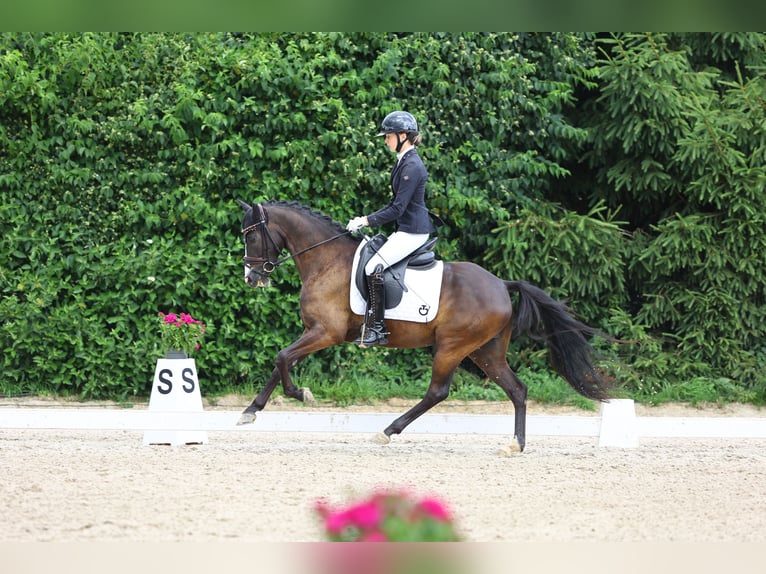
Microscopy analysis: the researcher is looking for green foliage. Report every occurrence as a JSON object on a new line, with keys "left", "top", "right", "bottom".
{"left": 292, "top": 347, "right": 432, "bottom": 405}
{"left": 642, "top": 377, "right": 758, "bottom": 406}
{"left": 578, "top": 33, "right": 766, "bottom": 400}
{"left": 486, "top": 200, "right": 628, "bottom": 324}
{"left": 0, "top": 32, "right": 598, "bottom": 400}
{"left": 1, "top": 32, "right": 764, "bottom": 406}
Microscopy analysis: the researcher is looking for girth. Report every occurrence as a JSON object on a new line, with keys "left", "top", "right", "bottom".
{"left": 355, "top": 234, "right": 439, "bottom": 309}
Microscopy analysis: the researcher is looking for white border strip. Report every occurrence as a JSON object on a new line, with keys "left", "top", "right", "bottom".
{"left": 1, "top": 408, "right": 765, "bottom": 438}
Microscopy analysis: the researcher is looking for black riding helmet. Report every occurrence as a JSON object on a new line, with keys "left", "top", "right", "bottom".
{"left": 377, "top": 110, "right": 418, "bottom": 136}
{"left": 377, "top": 111, "right": 419, "bottom": 152}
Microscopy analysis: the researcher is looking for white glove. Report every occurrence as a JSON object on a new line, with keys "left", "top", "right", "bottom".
{"left": 346, "top": 216, "right": 368, "bottom": 232}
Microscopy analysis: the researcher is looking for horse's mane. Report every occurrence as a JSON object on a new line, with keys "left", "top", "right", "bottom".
{"left": 264, "top": 200, "right": 349, "bottom": 235}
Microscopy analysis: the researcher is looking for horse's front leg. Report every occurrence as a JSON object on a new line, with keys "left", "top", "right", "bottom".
{"left": 237, "top": 367, "right": 282, "bottom": 425}
{"left": 237, "top": 326, "right": 335, "bottom": 425}
{"left": 273, "top": 345, "right": 317, "bottom": 404}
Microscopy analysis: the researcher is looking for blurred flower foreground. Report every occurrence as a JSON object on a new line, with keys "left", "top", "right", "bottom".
{"left": 314, "top": 489, "right": 461, "bottom": 542}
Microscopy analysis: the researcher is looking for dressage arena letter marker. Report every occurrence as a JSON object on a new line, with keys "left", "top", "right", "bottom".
{"left": 143, "top": 357, "right": 208, "bottom": 446}
{"left": 598, "top": 399, "right": 639, "bottom": 448}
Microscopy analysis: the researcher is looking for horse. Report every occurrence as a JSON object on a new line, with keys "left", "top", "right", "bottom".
{"left": 237, "top": 199, "right": 613, "bottom": 452}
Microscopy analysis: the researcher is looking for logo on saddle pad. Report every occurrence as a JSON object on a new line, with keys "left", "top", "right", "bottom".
{"left": 349, "top": 234, "right": 444, "bottom": 323}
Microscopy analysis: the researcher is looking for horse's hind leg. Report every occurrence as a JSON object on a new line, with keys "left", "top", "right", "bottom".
{"left": 469, "top": 335, "right": 528, "bottom": 452}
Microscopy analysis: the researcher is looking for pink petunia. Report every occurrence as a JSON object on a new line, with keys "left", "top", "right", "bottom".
{"left": 347, "top": 501, "right": 382, "bottom": 530}
{"left": 163, "top": 313, "right": 178, "bottom": 324}
{"left": 416, "top": 497, "right": 452, "bottom": 521}
{"left": 324, "top": 511, "right": 352, "bottom": 535}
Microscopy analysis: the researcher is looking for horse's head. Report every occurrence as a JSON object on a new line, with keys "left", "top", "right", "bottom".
{"left": 238, "top": 200, "right": 281, "bottom": 288}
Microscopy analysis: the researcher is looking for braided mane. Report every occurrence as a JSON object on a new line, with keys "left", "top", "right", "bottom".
{"left": 264, "top": 200, "right": 348, "bottom": 235}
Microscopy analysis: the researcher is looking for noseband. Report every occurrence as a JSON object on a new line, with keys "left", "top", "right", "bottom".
{"left": 242, "top": 203, "right": 352, "bottom": 278}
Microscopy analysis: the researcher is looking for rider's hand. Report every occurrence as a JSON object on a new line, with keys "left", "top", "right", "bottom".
{"left": 346, "top": 216, "right": 368, "bottom": 232}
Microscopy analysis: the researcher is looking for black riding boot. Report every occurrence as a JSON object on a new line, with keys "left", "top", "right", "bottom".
{"left": 355, "top": 264, "right": 388, "bottom": 347}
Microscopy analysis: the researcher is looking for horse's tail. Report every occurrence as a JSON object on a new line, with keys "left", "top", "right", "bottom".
{"left": 506, "top": 280, "right": 612, "bottom": 401}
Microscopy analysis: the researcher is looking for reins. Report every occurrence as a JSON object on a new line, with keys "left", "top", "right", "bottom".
{"left": 242, "top": 204, "right": 351, "bottom": 275}
{"left": 281, "top": 230, "right": 352, "bottom": 264}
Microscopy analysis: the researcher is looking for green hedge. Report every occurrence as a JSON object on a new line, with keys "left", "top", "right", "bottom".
{"left": 1, "top": 32, "right": 764, "bottom": 403}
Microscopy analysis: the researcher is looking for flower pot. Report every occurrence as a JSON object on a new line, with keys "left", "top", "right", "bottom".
{"left": 165, "top": 349, "right": 189, "bottom": 359}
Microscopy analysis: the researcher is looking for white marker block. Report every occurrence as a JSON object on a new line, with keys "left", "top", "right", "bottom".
{"left": 598, "top": 398, "right": 639, "bottom": 448}
{"left": 143, "top": 357, "right": 208, "bottom": 446}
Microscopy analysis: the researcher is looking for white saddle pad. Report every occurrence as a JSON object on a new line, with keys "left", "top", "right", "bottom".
{"left": 349, "top": 238, "right": 444, "bottom": 323}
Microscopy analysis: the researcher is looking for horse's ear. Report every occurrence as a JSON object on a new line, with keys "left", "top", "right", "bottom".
{"left": 236, "top": 199, "right": 251, "bottom": 211}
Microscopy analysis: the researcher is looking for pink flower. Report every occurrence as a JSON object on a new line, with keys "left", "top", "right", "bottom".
{"left": 318, "top": 499, "right": 382, "bottom": 536}
{"left": 416, "top": 497, "right": 452, "bottom": 521}
{"left": 347, "top": 501, "right": 382, "bottom": 530}
{"left": 325, "top": 511, "right": 352, "bottom": 535}
{"left": 163, "top": 313, "right": 178, "bottom": 324}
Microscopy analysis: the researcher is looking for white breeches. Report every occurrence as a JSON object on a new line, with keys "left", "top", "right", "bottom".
{"left": 365, "top": 232, "right": 430, "bottom": 274}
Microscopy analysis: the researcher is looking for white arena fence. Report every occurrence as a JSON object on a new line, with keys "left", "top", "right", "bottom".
{"left": 1, "top": 400, "right": 765, "bottom": 444}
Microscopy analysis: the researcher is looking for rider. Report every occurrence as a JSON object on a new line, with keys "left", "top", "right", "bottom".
{"left": 346, "top": 110, "right": 435, "bottom": 347}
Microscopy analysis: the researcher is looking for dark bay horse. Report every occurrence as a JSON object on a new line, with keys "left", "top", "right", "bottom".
{"left": 237, "top": 200, "right": 612, "bottom": 452}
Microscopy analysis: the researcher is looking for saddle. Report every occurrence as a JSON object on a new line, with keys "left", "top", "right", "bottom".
{"left": 355, "top": 234, "right": 439, "bottom": 309}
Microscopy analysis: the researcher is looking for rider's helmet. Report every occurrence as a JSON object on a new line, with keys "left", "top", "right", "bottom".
{"left": 377, "top": 111, "right": 419, "bottom": 136}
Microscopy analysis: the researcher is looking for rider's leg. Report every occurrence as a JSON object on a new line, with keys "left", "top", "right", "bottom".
{"left": 357, "top": 232, "right": 429, "bottom": 347}
{"left": 355, "top": 263, "right": 388, "bottom": 347}
{"left": 364, "top": 232, "right": 430, "bottom": 275}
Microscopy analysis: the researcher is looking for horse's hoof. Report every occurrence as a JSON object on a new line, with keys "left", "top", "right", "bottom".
{"left": 237, "top": 412, "right": 257, "bottom": 426}
{"left": 497, "top": 438, "right": 523, "bottom": 457}
{"left": 300, "top": 387, "right": 316, "bottom": 405}
{"left": 372, "top": 432, "right": 391, "bottom": 445}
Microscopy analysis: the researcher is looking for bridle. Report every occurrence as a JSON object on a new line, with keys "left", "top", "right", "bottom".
{"left": 241, "top": 203, "right": 351, "bottom": 278}
{"left": 242, "top": 204, "right": 281, "bottom": 275}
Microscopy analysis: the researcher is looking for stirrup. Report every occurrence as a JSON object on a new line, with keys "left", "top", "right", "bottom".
{"left": 355, "top": 325, "right": 388, "bottom": 348}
